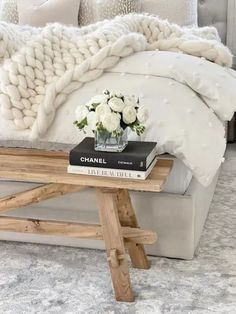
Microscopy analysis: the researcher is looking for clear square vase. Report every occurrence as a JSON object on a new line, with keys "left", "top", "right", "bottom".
{"left": 94, "top": 129, "right": 128, "bottom": 152}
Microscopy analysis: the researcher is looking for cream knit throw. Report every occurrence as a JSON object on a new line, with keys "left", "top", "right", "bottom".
{"left": 0, "top": 14, "right": 232, "bottom": 138}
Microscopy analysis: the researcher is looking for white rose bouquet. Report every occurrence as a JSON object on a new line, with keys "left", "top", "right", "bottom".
{"left": 74, "top": 90, "right": 149, "bottom": 136}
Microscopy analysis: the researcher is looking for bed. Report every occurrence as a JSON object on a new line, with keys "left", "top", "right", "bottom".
{"left": 0, "top": 0, "right": 235, "bottom": 259}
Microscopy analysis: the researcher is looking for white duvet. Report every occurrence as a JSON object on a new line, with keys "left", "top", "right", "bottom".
{"left": 1, "top": 51, "right": 236, "bottom": 186}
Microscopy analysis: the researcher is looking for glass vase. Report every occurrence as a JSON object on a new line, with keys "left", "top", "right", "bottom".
{"left": 94, "top": 129, "right": 128, "bottom": 152}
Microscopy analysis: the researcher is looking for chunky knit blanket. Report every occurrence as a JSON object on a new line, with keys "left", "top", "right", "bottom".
{"left": 0, "top": 14, "right": 232, "bottom": 138}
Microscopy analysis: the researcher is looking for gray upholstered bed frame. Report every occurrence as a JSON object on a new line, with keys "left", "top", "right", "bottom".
{"left": 0, "top": 1, "right": 235, "bottom": 260}
{"left": 199, "top": 0, "right": 236, "bottom": 140}
{"left": 198, "top": 0, "right": 236, "bottom": 68}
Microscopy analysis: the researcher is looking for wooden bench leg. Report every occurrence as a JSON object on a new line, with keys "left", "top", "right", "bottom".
{"left": 0, "top": 183, "right": 87, "bottom": 214}
{"left": 116, "top": 189, "right": 151, "bottom": 269}
{"left": 96, "top": 188, "right": 134, "bottom": 302}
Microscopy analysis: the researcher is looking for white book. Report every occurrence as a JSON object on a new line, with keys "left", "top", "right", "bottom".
{"left": 67, "top": 158, "right": 157, "bottom": 180}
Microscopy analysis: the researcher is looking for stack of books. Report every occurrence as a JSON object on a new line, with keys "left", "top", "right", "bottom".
{"left": 68, "top": 138, "right": 157, "bottom": 180}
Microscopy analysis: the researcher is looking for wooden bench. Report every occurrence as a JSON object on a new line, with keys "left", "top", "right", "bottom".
{"left": 0, "top": 147, "right": 173, "bottom": 302}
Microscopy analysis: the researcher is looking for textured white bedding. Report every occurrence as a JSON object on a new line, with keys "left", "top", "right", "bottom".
{"left": 0, "top": 15, "right": 232, "bottom": 137}
{"left": 159, "top": 155, "right": 193, "bottom": 194}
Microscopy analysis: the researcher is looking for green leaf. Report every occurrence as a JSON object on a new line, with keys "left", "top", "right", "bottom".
{"left": 74, "top": 117, "right": 88, "bottom": 131}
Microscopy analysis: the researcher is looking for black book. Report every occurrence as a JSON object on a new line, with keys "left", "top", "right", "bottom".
{"left": 69, "top": 137, "right": 157, "bottom": 171}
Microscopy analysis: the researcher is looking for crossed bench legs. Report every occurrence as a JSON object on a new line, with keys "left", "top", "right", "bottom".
{"left": 96, "top": 188, "right": 151, "bottom": 302}
{"left": 0, "top": 183, "right": 156, "bottom": 302}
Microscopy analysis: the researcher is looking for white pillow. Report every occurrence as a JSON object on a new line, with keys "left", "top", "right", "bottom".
{"left": 79, "top": 0, "right": 141, "bottom": 26}
{"left": 0, "top": 0, "right": 18, "bottom": 24}
{"left": 140, "top": 0, "right": 198, "bottom": 26}
{"left": 17, "top": 0, "right": 81, "bottom": 27}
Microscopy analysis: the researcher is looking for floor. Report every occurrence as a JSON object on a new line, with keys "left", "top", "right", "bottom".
{"left": 0, "top": 146, "right": 236, "bottom": 314}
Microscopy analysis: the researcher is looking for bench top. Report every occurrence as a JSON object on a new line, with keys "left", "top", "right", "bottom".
{"left": 0, "top": 148, "right": 173, "bottom": 192}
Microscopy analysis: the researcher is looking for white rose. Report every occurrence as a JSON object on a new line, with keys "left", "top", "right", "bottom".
{"left": 75, "top": 105, "right": 89, "bottom": 122}
{"left": 124, "top": 95, "right": 138, "bottom": 107}
{"left": 116, "top": 112, "right": 121, "bottom": 119}
{"left": 95, "top": 104, "right": 111, "bottom": 120}
{"left": 87, "top": 111, "right": 98, "bottom": 131}
{"left": 122, "top": 105, "right": 137, "bottom": 124}
{"left": 108, "top": 97, "right": 125, "bottom": 112}
{"left": 137, "top": 106, "right": 149, "bottom": 123}
{"left": 101, "top": 112, "right": 120, "bottom": 132}
{"left": 90, "top": 94, "right": 108, "bottom": 105}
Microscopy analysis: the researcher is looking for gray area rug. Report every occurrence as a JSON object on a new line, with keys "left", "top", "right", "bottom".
{"left": 0, "top": 147, "right": 236, "bottom": 314}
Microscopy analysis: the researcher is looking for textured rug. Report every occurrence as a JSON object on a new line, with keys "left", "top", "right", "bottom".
{"left": 0, "top": 147, "right": 236, "bottom": 314}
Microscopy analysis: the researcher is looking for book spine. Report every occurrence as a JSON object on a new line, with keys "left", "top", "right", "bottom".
{"left": 67, "top": 165, "right": 146, "bottom": 180}
{"left": 69, "top": 152, "right": 147, "bottom": 171}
